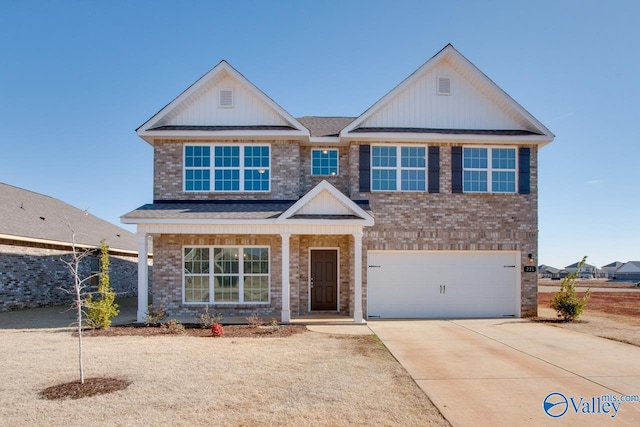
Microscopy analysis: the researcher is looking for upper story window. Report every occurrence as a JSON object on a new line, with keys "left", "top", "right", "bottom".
{"left": 184, "top": 144, "right": 270, "bottom": 192}
{"left": 311, "top": 149, "right": 338, "bottom": 176}
{"left": 463, "top": 147, "right": 516, "bottom": 193}
{"left": 371, "top": 145, "right": 426, "bottom": 192}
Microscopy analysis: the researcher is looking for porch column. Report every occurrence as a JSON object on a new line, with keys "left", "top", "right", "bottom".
{"left": 136, "top": 232, "right": 149, "bottom": 323}
{"left": 353, "top": 231, "right": 364, "bottom": 323}
{"left": 280, "top": 232, "right": 291, "bottom": 323}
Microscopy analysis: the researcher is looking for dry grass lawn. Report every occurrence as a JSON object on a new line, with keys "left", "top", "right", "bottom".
{"left": 0, "top": 326, "right": 450, "bottom": 426}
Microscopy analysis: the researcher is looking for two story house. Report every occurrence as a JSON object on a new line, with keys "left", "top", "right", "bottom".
{"left": 122, "top": 44, "right": 554, "bottom": 323}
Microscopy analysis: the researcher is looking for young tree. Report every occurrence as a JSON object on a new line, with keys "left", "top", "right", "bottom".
{"left": 550, "top": 255, "right": 591, "bottom": 321}
{"left": 60, "top": 229, "right": 94, "bottom": 384}
{"left": 85, "top": 239, "right": 119, "bottom": 328}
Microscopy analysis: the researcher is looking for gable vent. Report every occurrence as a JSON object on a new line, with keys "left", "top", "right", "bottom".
{"left": 437, "top": 77, "right": 451, "bottom": 95}
{"left": 219, "top": 88, "right": 234, "bottom": 107}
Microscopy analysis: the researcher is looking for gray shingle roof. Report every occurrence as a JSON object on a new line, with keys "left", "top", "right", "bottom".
{"left": 122, "top": 201, "right": 297, "bottom": 220}
{"left": 297, "top": 116, "right": 356, "bottom": 137}
{"left": 0, "top": 182, "right": 138, "bottom": 252}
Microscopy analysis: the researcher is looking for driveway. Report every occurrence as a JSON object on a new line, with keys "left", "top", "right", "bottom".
{"left": 369, "top": 319, "right": 640, "bottom": 426}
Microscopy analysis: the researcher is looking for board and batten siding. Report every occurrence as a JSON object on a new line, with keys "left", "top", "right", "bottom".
{"left": 157, "top": 74, "right": 290, "bottom": 128}
{"left": 361, "top": 60, "right": 531, "bottom": 131}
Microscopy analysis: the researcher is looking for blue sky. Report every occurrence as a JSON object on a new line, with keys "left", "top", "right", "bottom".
{"left": 1, "top": 0, "right": 638, "bottom": 269}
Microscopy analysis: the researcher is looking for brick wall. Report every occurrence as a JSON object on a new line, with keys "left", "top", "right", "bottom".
{"left": 299, "top": 146, "right": 350, "bottom": 195}
{"left": 153, "top": 140, "right": 300, "bottom": 200}
{"left": 0, "top": 242, "right": 139, "bottom": 312}
{"left": 350, "top": 142, "right": 540, "bottom": 317}
{"left": 151, "top": 234, "right": 283, "bottom": 319}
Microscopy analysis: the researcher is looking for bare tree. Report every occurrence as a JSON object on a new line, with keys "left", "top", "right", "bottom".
{"left": 59, "top": 227, "right": 96, "bottom": 384}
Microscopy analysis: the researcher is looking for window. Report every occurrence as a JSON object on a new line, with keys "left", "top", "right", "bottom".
{"left": 463, "top": 147, "right": 516, "bottom": 193}
{"left": 183, "top": 246, "right": 270, "bottom": 304}
{"left": 311, "top": 149, "right": 338, "bottom": 176}
{"left": 371, "top": 145, "right": 426, "bottom": 191}
{"left": 184, "top": 144, "right": 270, "bottom": 192}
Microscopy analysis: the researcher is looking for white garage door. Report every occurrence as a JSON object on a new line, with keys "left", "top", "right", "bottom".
{"left": 367, "top": 251, "right": 520, "bottom": 319}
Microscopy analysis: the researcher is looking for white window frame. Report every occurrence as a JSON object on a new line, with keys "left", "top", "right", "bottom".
{"left": 182, "top": 245, "right": 271, "bottom": 305}
{"left": 462, "top": 146, "right": 518, "bottom": 194}
{"left": 310, "top": 148, "right": 339, "bottom": 176}
{"left": 371, "top": 144, "right": 427, "bottom": 192}
{"left": 183, "top": 144, "right": 271, "bottom": 193}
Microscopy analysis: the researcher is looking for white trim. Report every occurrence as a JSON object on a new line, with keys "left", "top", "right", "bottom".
{"left": 182, "top": 245, "right": 271, "bottom": 305}
{"left": 462, "top": 146, "right": 518, "bottom": 194}
{"left": 310, "top": 148, "right": 339, "bottom": 177}
{"left": 277, "top": 180, "right": 374, "bottom": 226}
{"left": 183, "top": 143, "right": 271, "bottom": 193}
{"left": 308, "top": 247, "right": 340, "bottom": 312}
{"left": 137, "top": 60, "right": 310, "bottom": 144}
{"left": 136, "top": 233, "right": 149, "bottom": 322}
{"left": 0, "top": 233, "right": 140, "bottom": 256}
{"left": 340, "top": 44, "right": 554, "bottom": 144}
{"left": 370, "top": 144, "right": 428, "bottom": 192}
{"left": 340, "top": 132, "right": 552, "bottom": 145}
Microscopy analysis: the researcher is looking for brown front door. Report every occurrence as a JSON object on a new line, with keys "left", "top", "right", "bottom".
{"left": 310, "top": 250, "right": 338, "bottom": 311}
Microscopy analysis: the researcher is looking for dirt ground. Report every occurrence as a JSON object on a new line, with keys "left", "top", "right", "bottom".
{"left": 537, "top": 290, "right": 640, "bottom": 346}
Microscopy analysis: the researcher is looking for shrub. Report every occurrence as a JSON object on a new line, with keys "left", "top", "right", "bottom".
{"left": 268, "top": 318, "right": 281, "bottom": 333}
{"left": 85, "top": 239, "right": 119, "bottom": 328}
{"left": 550, "top": 256, "right": 591, "bottom": 321}
{"left": 246, "top": 312, "right": 264, "bottom": 328}
{"left": 211, "top": 322, "right": 225, "bottom": 337}
{"left": 144, "top": 305, "right": 168, "bottom": 326}
{"left": 198, "top": 305, "right": 223, "bottom": 329}
{"left": 161, "top": 319, "right": 186, "bottom": 335}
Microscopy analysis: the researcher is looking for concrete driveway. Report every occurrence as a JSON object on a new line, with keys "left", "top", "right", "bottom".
{"left": 369, "top": 319, "right": 640, "bottom": 426}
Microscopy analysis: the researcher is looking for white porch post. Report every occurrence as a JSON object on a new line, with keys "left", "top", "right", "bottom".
{"left": 136, "top": 233, "right": 149, "bottom": 323}
{"left": 280, "top": 232, "right": 291, "bottom": 323}
{"left": 353, "top": 230, "right": 364, "bottom": 323}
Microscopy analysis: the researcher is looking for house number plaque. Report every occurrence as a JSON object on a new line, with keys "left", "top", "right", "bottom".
{"left": 523, "top": 266, "right": 537, "bottom": 273}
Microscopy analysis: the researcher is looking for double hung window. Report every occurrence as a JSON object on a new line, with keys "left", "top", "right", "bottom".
{"left": 183, "top": 247, "right": 270, "bottom": 304}
{"left": 184, "top": 144, "right": 270, "bottom": 192}
{"left": 463, "top": 147, "right": 516, "bottom": 193}
{"left": 371, "top": 145, "right": 426, "bottom": 191}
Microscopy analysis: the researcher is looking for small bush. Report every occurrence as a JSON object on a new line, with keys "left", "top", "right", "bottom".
{"left": 246, "top": 312, "right": 264, "bottom": 328}
{"left": 211, "top": 323, "right": 225, "bottom": 337}
{"left": 268, "top": 318, "right": 281, "bottom": 333}
{"left": 144, "top": 305, "right": 168, "bottom": 326}
{"left": 85, "top": 239, "right": 119, "bottom": 328}
{"left": 198, "top": 305, "right": 223, "bottom": 329}
{"left": 550, "top": 255, "right": 591, "bottom": 321}
{"left": 161, "top": 319, "right": 186, "bottom": 335}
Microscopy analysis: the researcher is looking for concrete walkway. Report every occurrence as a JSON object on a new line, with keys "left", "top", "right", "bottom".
{"left": 369, "top": 319, "right": 640, "bottom": 426}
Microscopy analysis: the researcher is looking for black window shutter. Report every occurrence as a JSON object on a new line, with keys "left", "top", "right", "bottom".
{"left": 451, "top": 146, "right": 463, "bottom": 193}
{"left": 519, "top": 147, "right": 531, "bottom": 194}
{"left": 358, "top": 144, "right": 371, "bottom": 193}
{"left": 428, "top": 146, "right": 440, "bottom": 193}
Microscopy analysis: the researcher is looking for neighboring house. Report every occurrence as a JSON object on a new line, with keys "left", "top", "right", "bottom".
{"left": 122, "top": 44, "right": 554, "bottom": 322}
{"left": 614, "top": 261, "right": 640, "bottom": 281}
{"left": 564, "top": 261, "right": 602, "bottom": 278}
{"left": 538, "top": 265, "right": 564, "bottom": 280}
{"left": 0, "top": 182, "right": 141, "bottom": 311}
{"left": 601, "top": 261, "right": 624, "bottom": 278}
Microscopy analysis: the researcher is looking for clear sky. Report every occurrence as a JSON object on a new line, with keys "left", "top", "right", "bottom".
{"left": 1, "top": 0, "right": 638, "bottom": 269}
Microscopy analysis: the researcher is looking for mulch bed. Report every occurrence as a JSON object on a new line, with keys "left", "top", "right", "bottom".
{"left": 40, "top": 377, "right": 131, "bottom": 400}
{"left": 81, "top": 324, "right": 308, "bottom": 338}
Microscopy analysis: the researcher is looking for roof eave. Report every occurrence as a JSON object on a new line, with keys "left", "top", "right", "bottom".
{"left": 340, "top": 132, "right": 554, "bottom": 145}
{"left": 137, "top": 129, "right": 310, "bottom": 144}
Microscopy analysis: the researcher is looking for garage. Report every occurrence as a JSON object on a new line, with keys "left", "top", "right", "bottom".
{"left": 367, "top": 251, "right": 520, "bottom": 318}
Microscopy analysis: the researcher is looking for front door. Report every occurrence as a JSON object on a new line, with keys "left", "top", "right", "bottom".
{"left": 310, "top": 250, "right": 338, "bottom": 310}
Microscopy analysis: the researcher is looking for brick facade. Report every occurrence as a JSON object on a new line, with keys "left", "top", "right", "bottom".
{"left": 0, "top": 242, "right": 139, "bottom": 312}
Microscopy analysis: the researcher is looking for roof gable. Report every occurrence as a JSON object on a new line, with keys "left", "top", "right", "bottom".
{"left": 137, "top": 61, "right": 309, "bottom": 143}
{"left": 341, "top": 44, "right": 554, "bottom": 144}
{"left": 616, "top": 261, "right": 640, "bottom": 273}
{"left": 277, "top": 181, "right": 374, "bottom": 225}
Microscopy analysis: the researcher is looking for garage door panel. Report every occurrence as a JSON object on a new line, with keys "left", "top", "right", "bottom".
{"left": 367, "top": 251, "right": 519, "bottom": 319}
